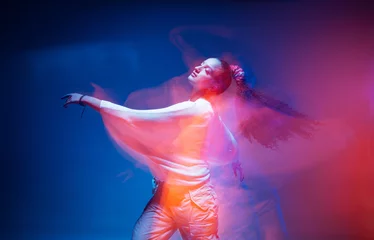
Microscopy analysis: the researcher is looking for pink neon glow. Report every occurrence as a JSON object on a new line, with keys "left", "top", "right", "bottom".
{"left": 91, "top": 22, "right": 373, "bottom": 238}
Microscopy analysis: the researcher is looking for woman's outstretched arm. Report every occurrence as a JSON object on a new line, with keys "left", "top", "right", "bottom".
{"left": 62, "top": 93, "right": 212, "bottom": 123}
{"left": 81, "top": 95, "right": 101, "bottom": 111}
{"left": 61, "top": 93, "right": 101, "bottom": 111}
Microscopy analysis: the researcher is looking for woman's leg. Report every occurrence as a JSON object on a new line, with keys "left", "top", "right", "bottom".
{"left": 132, "top": 193, "right": 178, "bottom": 240}
{"left": 255, "top": 199, "right": 287, "bottom": 240}
{"left": 176, "top": 183, "right": 220, "bottom": 240}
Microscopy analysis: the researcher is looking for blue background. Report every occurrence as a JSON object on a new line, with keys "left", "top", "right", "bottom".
{"left": 3, "top": 1, "right": 373, "bottom": 239}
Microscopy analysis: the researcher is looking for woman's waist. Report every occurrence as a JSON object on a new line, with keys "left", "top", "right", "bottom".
{"left": 161, "top": 178, "right": 211, "bottom": 191}
{"left": 156, "top": 178, "right": 213, "bottom": 201}
{"left": 151, "top": 156, "right": 210, "bottom": 174}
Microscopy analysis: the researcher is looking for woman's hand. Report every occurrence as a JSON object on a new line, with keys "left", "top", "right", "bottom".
{"left": 61, "top": 93, "right": 84, "bottom": 108}
{"left": 232, "top": 160, "right": 244, "bottom": 182}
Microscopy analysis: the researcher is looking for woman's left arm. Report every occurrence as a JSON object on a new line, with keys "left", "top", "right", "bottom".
{"left": 62, "top": 93, "right": 212, "bottom": 123}
{"left": 99, "top": 99, "right": 208, "bottom": 123}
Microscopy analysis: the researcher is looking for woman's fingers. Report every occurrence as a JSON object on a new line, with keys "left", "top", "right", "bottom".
{"left": 63, "top": 101, "right": 70, "bottom": 108}
{"left": 62, "top": 95, "right": 72, "bottom": 108}
{"left": 61, "top": 94, "right": 72, "bottom": 100}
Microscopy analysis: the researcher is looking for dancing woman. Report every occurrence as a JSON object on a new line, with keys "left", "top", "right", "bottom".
{"left": 62, "top": 57, "right": 316, "bottom": 239}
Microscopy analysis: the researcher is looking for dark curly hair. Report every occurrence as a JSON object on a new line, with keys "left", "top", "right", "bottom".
{"left": 215, "top": 59, "right": 319, "bottom": 149}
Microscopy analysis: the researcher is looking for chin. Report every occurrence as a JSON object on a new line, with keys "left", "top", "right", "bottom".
{"left": 187, "top": 75, "right": 194, "bottom": 82}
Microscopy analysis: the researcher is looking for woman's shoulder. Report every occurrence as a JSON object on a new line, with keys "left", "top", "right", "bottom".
{"left": 193, "top": 98, "right": 214, "bottom": 115}
{"left": 166, "top": 99, "right": 213, "bottom": 117}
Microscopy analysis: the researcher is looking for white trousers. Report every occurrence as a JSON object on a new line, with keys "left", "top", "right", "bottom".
{"left": 132, "top": 182, "right": 219, "bottom": 240}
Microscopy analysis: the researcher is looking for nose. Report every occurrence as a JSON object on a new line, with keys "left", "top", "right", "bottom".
{"left": 195, "top": 66, "right": 203, "bottom": 72}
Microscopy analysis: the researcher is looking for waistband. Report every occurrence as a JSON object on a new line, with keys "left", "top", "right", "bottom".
{"left": 160, "top": 179, "right": 211, "bottom": 192}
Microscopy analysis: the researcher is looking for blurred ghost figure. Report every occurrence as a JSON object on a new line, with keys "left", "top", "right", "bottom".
{"left": 62, "top": 25, "right": 353, "bottom": 239}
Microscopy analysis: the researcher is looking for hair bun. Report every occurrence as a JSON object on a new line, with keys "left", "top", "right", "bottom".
{"left": 230, "top": 65, "right": 245, "bottom": 84}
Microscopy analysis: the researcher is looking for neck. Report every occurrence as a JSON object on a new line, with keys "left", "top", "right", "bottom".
{"left": 189, "top": 89, "right": 215, "bottom": 102}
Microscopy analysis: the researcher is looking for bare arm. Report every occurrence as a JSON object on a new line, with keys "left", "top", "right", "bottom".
{"left": 62, "top": 93, "right": 212, "bottom": 123}
{"left": 61, "top": 93, "right": 101, "bottom": 111}
{"left": 99, "top": 99, "right": 211, "bottom": 123}
{"left": 81, "top": 95, "right": 101, "bottom": 111}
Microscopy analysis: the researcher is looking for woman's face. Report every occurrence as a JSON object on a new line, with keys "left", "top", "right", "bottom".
{"left": 188, "top": 58, "right": 223, "bottom": 91}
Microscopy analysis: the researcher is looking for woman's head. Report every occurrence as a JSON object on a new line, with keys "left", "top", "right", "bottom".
{"left": 188, "top": 58, "right": 233, "bottom": 95}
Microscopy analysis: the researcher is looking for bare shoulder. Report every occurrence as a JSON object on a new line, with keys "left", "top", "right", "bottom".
{"left": 194, "top": 98, "right": 214, "bottom": 114}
